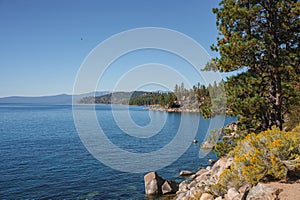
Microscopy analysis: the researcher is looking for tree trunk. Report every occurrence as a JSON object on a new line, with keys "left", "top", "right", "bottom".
{"left": 268, "top": 69, "right": 283, "bottom": 130}
{"left": 275, "top": 74, "right": 283, "bottom": 130}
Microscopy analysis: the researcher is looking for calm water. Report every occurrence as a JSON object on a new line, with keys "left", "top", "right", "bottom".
{"left": 0, "top": 104, "right": 234, "bottom": 199}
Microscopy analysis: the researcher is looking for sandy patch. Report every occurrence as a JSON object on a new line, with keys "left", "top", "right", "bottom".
{"left": 264, "top": 181, "right": 300, "bottom": 200}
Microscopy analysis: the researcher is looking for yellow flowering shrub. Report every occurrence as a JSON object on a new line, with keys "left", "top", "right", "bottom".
{"left": 218, "top": 126, "right": 300, "bottom": 187}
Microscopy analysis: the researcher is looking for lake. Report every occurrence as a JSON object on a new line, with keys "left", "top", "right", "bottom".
{"left": 0, "top": 104, "right": 235, "bottom": 199}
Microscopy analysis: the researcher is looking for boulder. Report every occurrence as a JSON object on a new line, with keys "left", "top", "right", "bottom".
{"left": 196, "top": 168, "right": 208, "bottom": 177}
{"left": 188, "top": 180, "right": 197, "bottom": 188}
{"left": 178, "top": 180, "right": 189, "bottom": 193}
{"left": 161, "top": 180, "right": 179, "bottom": 195}
{"left": 210, "top": 157, "right": 233, "bottom": 183}
{"left": 144, "top": 172, "right": 164, "bottom": 195}
{"left": 144, "top": 171, "right": 179, "bottom": 196}
{"left": 196, "top": 170, "right": 211, "bottom": 184}
{"left": 189, "top": 174, "right": 197, "bottom": 180}
{"left": 180, "top": 170, "right": 195, "bottom": 176}
{"left": 209, "top": 159, "right": 217, "bottom": 164}
{"left": 189, "top": 187, "right": 202, "bottom": 197}
{"left": 179, "top": 180, "right": 189, "bottom": 189}
{"left": 238, "top": 183, "right": 251, "bottom": 199}
{"left": 191, "top": 190, "right": 203, "bottom": 198}
{"left": 227, "top": 187, "right": 240, "bottom": 200}
{"left": 238, "top": 184, "right": 251, "bottom": 194}
{"left": 246, "top": 183, "right": 282, "bottom": 200}
{"left": 175, "top": 192, "right": 186, "bottom": 200}
{"left": 200, "top": 193, "right": 214, "bottom": 200}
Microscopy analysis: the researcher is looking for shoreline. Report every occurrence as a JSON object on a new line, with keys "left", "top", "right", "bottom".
{"left": 148, "top": 104, "right": 201, "bottom": 113}
{"left": 172, "top": 157, "right": 300, "bottom": 200}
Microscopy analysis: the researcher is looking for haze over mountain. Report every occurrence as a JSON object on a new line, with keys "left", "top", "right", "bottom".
{"left": 0, "top": 91, "right": 110, "bottom": 105}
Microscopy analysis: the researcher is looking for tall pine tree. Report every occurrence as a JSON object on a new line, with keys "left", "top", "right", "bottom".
{"left": 207, "top": 0, "right": 299, "bottom": 131}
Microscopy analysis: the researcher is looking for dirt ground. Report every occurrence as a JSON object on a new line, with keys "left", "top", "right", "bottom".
{"left": 264, "top": 180, "right": 300, "bottom": 200}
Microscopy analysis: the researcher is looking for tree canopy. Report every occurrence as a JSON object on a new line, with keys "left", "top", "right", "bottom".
{"left": 207, "top": 0, "right": 300, "bottom": 131}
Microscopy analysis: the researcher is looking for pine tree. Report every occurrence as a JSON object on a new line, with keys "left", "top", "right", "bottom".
{"left": 159, "top": 94, "right": 166, "bottom": 107}
{"left": 207, "top": 0, "right": 300, "bottom": 131}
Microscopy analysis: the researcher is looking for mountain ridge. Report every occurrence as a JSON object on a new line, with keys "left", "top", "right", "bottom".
{"left": 0, "top": 91, "right": 110, "bottom": 104}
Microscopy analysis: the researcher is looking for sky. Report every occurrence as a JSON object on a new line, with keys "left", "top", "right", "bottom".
{"left": 0, "top": 0, "right": 221, "bottom": 97}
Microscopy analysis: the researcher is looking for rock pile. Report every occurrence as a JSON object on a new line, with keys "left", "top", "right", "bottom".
{"left": 174, "top": 157, "right": 283, "bottom": 200}
{"left": 144, "top": 157, "right": 284, "bottom": 199}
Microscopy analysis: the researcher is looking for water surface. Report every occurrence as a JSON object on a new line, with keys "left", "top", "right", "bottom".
{"left": 0, "top": 104, "right": 234, "bottom": 199}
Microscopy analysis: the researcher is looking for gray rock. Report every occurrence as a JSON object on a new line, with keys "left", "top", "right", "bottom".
{"left": 196, "top": 168, "right": 209, "bottom": 176}
{"left": 215, "top": 196, "right": 223, "bottom": 200}
{"left": 210, "top": 157, "right": 233, "bottom": 184}
{"left": 238, "top": 184, "right": 251, "bottom": 194}
{"left": 144, "top": 171, "right": 179, "bottom": 196}
{"left": 238, "top": 183, "right": 251, "bottom": 199}
{"left": 189, "top": 174, "right": 197, "bottom": 180}
{"left": 180, "top": 170, "right": 195, "bottom": 176}
{"left": 179, "top": 180, "right": 189, "bottom": 190}
{"left": 180, "top": 187, "right": 188, "bottom": 193}
{"left": 175, "top": 192, "right": 186, "bottom": 200}
{"left": 144, "top": 171, "right": 164, "bottom": 195}
{"left": 189, "top": 180, "right": 197, "bottom": 188}
{"left": 196, "top": 170, "right": 211, "bottom": 183}
{"left": 227, "top": 188, "right": 240, "bottom": 200}
{"left": 192, "top": 189, "right": 203, "bottom": 198}
{"left": 196, "top": 182, "right": 204, "bottom": 188}
{"left": 246, "top": 183, "right": 282, "bottom": 200}
{"left": 200, "top": 193, "right": 214, "bottom": 200}
{"left": 209, "top": 159, "right": 217, "bottom": 164}
{"left": 189, "top": 186, "right": 196, "bottom": 193}
{"left": 161, "top": 180, "right": 179, "bottom": 195}
{"left": 186, "top": 190, "right": 192, "bottom": 198}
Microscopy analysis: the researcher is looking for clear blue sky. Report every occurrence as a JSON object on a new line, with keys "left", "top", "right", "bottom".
{"left": 0, "top": 0, "right": 221, "bottom": 97}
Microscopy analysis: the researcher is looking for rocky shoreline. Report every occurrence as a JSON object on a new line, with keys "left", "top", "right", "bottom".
{"left": 144, "top": 157, "right": 296, "bottom": 200}
{"left": 148, "top": 105, "right": 200, "bottom": 113}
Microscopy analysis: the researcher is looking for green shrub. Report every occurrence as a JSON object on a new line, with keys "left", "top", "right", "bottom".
{"left": 209, "top": 183, "right": 230, "bottom": 196}
{"left": 218, "top": 126, "right": 300, "bottom": 187}
{"left": 214, "top": 136, "right": 239, "bottom": 157}
{"left": 213, "top": 128, "right": 246, "bottom": 158}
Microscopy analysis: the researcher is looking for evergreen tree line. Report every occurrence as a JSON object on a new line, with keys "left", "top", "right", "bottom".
{"left": 129, "top": 81, "right": 226, "bottom": 117}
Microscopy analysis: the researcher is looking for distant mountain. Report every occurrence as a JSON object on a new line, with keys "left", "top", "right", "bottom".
{"left": 73, "top": 91, "right": 110, "bottom": 103}
{"left": 78, "top": 91, "right": 153, "bottom": 104}
{"left": 0, "top": 91, "right": 110, "bottom": 105}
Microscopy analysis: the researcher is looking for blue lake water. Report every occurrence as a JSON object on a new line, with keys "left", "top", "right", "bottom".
{"left": 0, "top": 104, "right": 235, "bottom": 199}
